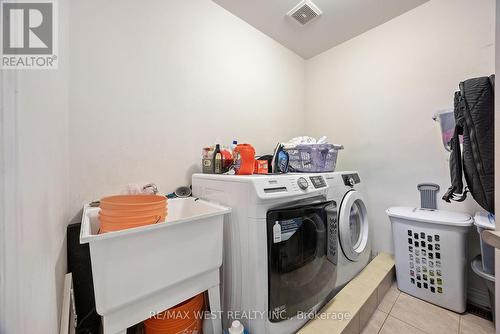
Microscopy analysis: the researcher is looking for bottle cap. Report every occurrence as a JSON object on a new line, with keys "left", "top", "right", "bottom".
{"left": 229, "top": 320, "right": 244, "bottom": 334}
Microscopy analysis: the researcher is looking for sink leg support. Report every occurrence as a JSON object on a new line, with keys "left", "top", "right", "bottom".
{"left": 206, "top": 284, "right": 223, "bottom": 334}
{"left": 101, "top": 271, "right": 222, "bottom": 334}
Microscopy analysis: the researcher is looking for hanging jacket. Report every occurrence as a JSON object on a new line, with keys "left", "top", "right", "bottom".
{"left": 443, "top": 75, "right": 495, "bottom": 213}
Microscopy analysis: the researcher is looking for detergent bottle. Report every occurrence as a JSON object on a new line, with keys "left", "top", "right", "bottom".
{"left": 233, "top": 144, "right": 255, "bottom": 175}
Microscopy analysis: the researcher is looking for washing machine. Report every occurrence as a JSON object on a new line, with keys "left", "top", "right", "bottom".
{"left": 325, "top": 171, "right": 371, "bottom": 289}
{"left": 192, "top": 173, "right": 339, "bottom": 334}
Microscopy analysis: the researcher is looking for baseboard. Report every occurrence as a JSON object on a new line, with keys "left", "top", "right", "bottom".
{"left": 467, "top": 286, "right": 491, "bottom": 309}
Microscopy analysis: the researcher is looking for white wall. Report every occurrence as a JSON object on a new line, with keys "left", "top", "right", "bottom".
{"left": 305, "top": 0, "right": 495, "bottom": 253}
{"left": 0, "top": 1, "right": 71, "bottom": 333}
{"left": 2, "top": 1, "right": 305, "bottom": 332}
{"left": 305, "top": 0, "right": 495, "bottom": 305}
{"left": 68, "top": 0, "right": 305, "bottom": 213}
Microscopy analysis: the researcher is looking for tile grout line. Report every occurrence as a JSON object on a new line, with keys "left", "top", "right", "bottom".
{"left": 387, "top": 313, "right": 433, "bottom": 334}
{"left": 386, "top": 292, "right": 435, "bottom": 334}
{"left": 375, "top": 283, "right": 398, "bottom": 315}
{"left": 387, "top": 290, "right": 400, "bottom": 314}
{"left": 375, "top": 290, "right": 401, "bottom": 334}
{"left": 382, "top": 284, "right": 483, "bottom": 334}
{"left": 375, "top": 309, "right": 390, "bottom": 334}
{"left": 393, "top": 294, "right": 462, "bottom": 334}
{"left": 389, "top": 308, "right": 463, "bottom": 334}
{"left": 388, "top": 301, "right": 463, "bottom": 334}
{"left": 363, "top": 281, "right": 393, "bottom": 334}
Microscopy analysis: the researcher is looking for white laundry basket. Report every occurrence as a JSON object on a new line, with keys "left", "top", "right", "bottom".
{"left": 474, "top": 212, "right": 496, "bottom": 275}
{"left": 387, "top": 207, "right": 472, "bottom": 313}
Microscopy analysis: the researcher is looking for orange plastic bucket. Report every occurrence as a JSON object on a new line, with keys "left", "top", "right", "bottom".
{"left": 99, "top": 219, "right": 158, "bottom": 228}
{"left": 98, "top": 214, "right": 165, "bottom": 234}
{"left": 99, "top": 212, "right": 166, "bottom": 223}
{"left": 144, "top": 293, "right": 204, "bottom": 334}
{"left": 98, "top": 195, "right": 168, "bottom": 234}
{"left": 100, "top": 202, "right": 167, "bottom": 214}
{"left": 144, "top": 319, "right": 201, "bottom": 334}
{"left": 99, "top": 206, "right": 167, "bottom": 218}
{"left": 146, "top": 294, "right": 204, "bottom": 326}
{"left": 99, "top": 218, "right": 163, "bottom": 231}
{"left": 100, "top": 195, "right": 166, "bottom": 211}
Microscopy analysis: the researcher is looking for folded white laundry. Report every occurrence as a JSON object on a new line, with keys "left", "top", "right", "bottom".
{"left": 283, "top": 136, "right": 329, "bottom": 149}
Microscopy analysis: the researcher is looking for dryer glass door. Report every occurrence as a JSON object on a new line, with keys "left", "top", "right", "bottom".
{"left": 339, "top": 191, "right": 369, "bottom": 261}
{"left": 266, "top": 201, "right": 337, "bottom": 323}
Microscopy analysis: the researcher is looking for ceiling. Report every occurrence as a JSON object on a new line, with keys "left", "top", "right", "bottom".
{"left": 212, "top": 0, "right": 429, "bottom": 59}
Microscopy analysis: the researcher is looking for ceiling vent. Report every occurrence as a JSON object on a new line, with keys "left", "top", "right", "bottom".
{"left": 287, "top": 0, "right": 322, "bottom": 26}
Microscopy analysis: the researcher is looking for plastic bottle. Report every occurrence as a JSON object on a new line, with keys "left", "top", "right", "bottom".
{"left": 229, "top": 140, "right": 238, "bottom": 172}
{"left": 233, "top": 144, "right": 256, "bottom": 175}
{"left": 230, "top": 140, "right": 238, "bottom": 152}
{"left": 202, "top": 147, "right": 214, "bottom": 174}
{"left": 228, "top": 320, "right": 248, "bottom": 334}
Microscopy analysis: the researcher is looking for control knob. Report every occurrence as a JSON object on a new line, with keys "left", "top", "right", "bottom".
{"left": 297, "top": 177, "right": 309, "bottom": 190}
{"left": 347, "top": 177, "right": 356, "bottom": 187}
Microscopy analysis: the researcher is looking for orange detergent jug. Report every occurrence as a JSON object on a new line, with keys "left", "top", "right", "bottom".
{"left": 233, "top": 144, "right": 255, "bottom": 175}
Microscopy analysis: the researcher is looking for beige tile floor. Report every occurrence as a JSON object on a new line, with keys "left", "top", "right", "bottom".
{"left": 361, "top": 282, "right": 495, "bottom": 334}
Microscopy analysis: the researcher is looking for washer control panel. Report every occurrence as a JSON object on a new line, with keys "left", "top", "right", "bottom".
{"left": 310, "top": 176, "right": 327, "bottom": 189}
{"left": 253, "top": 175, "right": 329, "bottom": 199}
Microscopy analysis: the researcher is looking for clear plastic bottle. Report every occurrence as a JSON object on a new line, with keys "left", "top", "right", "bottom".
{"left": 230, "top": 140, "right": 238, "bottom": 151}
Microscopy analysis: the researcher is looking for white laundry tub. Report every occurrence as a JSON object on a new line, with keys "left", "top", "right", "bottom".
{"left": 80, "top": 197, "right": 230, "bottom": 318}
